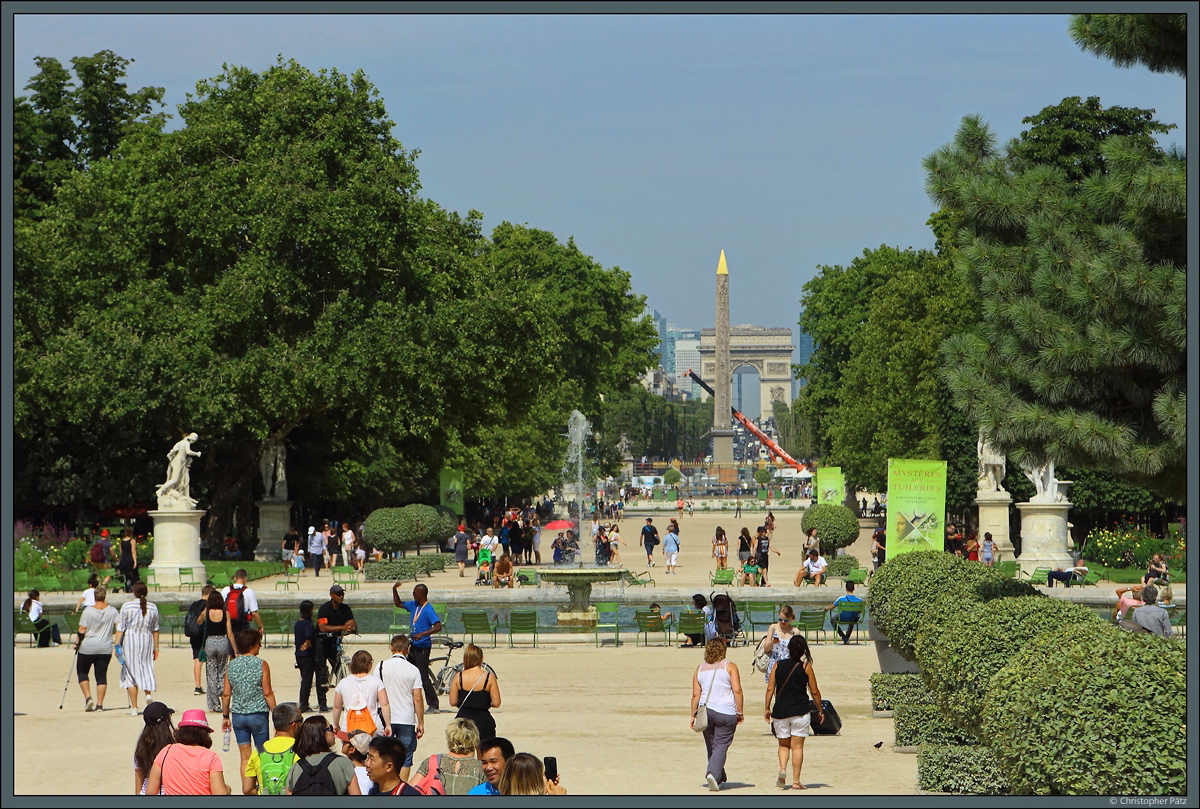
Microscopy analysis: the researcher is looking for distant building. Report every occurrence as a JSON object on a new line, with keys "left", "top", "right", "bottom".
{"left": 670, "top": 328, "right": 701, "bottom": 398}
{"left": 794, "top": 326, "right": 815, "bottom": 390}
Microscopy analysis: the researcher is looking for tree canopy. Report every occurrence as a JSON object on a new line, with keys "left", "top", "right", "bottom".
{"left": 1069, "top": 13, "right": 1187, "bottom": 77}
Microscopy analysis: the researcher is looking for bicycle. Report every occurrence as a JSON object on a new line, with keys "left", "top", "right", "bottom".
{"left": 430, "top": 636, "right": 497, "bottom": 696}
{"left": 323, "top": 633, "right": 352, "bottom": 684}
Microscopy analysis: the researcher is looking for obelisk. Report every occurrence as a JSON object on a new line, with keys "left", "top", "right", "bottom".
{"left": 712, "top": 250, "right": 736, "bottom": 480}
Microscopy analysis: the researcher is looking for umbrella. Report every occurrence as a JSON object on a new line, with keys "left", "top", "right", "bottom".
{"left": 543, "top": 519, "right": 575, "bottom": 531}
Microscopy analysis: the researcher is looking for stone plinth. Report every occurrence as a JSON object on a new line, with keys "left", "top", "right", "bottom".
{"left": 149, "top": 508, "right": 206, "bottom": 589}
{"left": 256, "top": 500, "right": 293, "bottom": 561}
{"left": 974, "top": 490, "right": 1014, "bottom": 561}
{"left": 1015, "top": 500, "right": 1075, "bottom": 577}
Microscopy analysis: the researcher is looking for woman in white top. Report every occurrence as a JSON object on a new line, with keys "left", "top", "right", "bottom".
{"left": 22, "top": 589, "right": 61, "bottom": 647}
{"left": 341, "top": 522, "right": 356, "bottom": 569}
{"left": 760, "top": 605, "right": 802, "bottom": 684}
{"left": 690, "top": 638, "right": 744, "bottom": 792}
{"left": 332, "top": 650, "right": 391, "bottom": 737}
{"left": 73, "top": 573, "right": 100, "bottom": 614}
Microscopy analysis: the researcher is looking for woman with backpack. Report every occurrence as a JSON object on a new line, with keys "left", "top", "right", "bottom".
{"left": 144, "top": 709, "right": 231, "bottom": 795}
{"left": 114, "top": 580, "right": 160, "bottom": 715}
{"left": 202, "top": 589, "right": 238, "bottom": 713}
{"left": 222, "top": 629, "right": 276, "bottom": 777}
{"left": 763, "top": 635, "right": 823, "bottom": 790}
{"left": 332, "top": 650, "right": 391, "bottom": 740}
{"left": 412, "top": 718, "right": 487, "bottom": 795}
{"left": 284, "top": 715, "right": 362, "bottom": 794}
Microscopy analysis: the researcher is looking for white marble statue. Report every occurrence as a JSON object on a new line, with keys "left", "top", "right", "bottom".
{"left": 259, "top": 436, "right": 288, "bottom": 500}
{"left": 156, "top": 432, "right": 201, "bottom": 508}
{"left": 616, "top": 434, "right": 632, "bottom": 458}
{"left": 1020, "top": 458, "right": 1061, "bottom": 503}
{"left": 977, "top": 430, "right": 1007, "bottom": 494}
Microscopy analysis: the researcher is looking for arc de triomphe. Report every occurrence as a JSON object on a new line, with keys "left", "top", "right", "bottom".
{"left": 697, "top": 326, "right": 795, "bottom": 422}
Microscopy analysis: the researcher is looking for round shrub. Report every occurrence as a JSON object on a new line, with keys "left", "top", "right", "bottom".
{"left": 915, "top": 595, "right": 1103, "bottom": 736}
{"left": 799, "top": 502, "right": 859, "bottom": 553}
{"left": 662, "top": 468, "right": 682, "bottom": 486}
{"left": 982, "top": 623, "right": 1185, "bottom": 795}
{"left": 825, "top": 554, "right": 860, "bottom": 578}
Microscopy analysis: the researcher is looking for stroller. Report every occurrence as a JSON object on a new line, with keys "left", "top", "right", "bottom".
{"left": 710, "top": 591, "right": 745, "bottom": 647}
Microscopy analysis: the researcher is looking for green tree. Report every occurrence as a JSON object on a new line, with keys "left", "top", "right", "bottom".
{"left": 926, "top": 106, "right": 1186, "bottom": 499}
{"left": 14, "top": 58, "right": 559, "bottom": 543}
{"left": 662, "top": 467, "right": 682, "bottom": 487}
{"left": 753, "top": 467, "right": 773, "bottom": 486}
{"left": 1069, "top": 13, "right": 1186, "bottom": 77}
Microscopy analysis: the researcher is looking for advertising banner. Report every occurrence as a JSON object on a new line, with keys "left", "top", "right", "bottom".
{"left": 815, "top": 466, "right": 844, "bottom": 505}
{"left": 887, "top": 459, "right": 947, "bottom": 556}
{"left": 439, "top": 467, "right": 464, "bottom": 517}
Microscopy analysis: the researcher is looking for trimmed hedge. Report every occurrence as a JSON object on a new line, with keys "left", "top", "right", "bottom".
{"left": 363, "top": 508, "right": 408, "bottom": 555}
{"left": 866, "top": 551, "right": 1040, "bottom": 661}
{"left": 982, "top": 623, "right": 1186, "bottom": 795}
{"left": 918, "top": 745, "right": 1009, "bottom": 795}
{"left": 825, "top": 553, "right": 860, "bottom": 578}
{"left": 870, "top": 672, "right": 933, "bottom": 712}
{"left": 799, "top": 503, "right": 860, "bottom": 552}
{"left": 915, "top": 595, "right": 1103, "bottom": 736}
{"left": 893, "top": 703, "right": 973, "bottom": 747}
{"left": 363, "top": 554, "right": 455, "bottom": 583}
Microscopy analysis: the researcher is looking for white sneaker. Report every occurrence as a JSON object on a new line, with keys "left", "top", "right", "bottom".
{"left": 84, "top": 697, "right": 94, "bottom": 712}
{"left": 706, "top": 773, "right": 720, "bottom": 792}
{"left": 130, "top": 708, "right": 141, "bottom": 716}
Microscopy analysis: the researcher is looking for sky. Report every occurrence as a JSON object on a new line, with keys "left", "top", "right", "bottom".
{"left": 11, "top": 10, "right": 1188, "bottom": 337}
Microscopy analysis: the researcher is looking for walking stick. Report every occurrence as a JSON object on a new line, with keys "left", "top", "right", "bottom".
{"left": 59, "top": 642, "right": 80, "bottom": 710}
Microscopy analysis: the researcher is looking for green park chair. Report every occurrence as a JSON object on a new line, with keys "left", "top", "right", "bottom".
{"left": 331, "top": 566, "right": 359, "bottom": 590}
{"left": 743, "top": 602, "right": 777, "bottom": 637}
{"left": 517, "top": 570, "right": 540, "bottom": 587}
{"left": 387, "top": 607, "right": 411, "bottom": 636}
{"left": 675, "top": 610, "right": 707, "bottom": 646}
{"left": 995, "top": 560, "right": 1019, "bottom": 580}
{"left": 709, "top": 569, "right": 736, "bottom": 587}
{"left": 506, "top": 610, "right": 539, "bottom": 648}
{"left": 1028, "top": 567, "right": 1053, "bottom": 586}
{"left": 621, "top": 570, "right": 655, "bottom": 588}
{"left": 796, "top": 608, "right": 830, "bottom": 644}
{"left": 275, "top": 567, "right": 300, "bottom": 591}
{"left": 594, "top": 601, "right": 620, "bottom": 648}
{"left": 14, "top": 609, "right": 39, "bottom": 646}
{"left": 15, "top": 572, "right": 33, "bottom": 593}
{"left": 1169, "top": 608, "right": 1186, "bottom": 637}
{"left": 842, "top": 568, "right": 868, "bottom": 586}
{"left": 1068, "top": 570, "right": 1101, "bottom": 587}
{"left": 258, "top": 610, "right": 287, "bottom": 647}
{"left": 38, "top": 575, "right": 62, "bottom": 593}
{"left": 830, "top": 601, "right": 866, "bottom": 644}
{"left": 140, "top": 568, "right": 160, "bottom": 592}
{"left": 208, "top": 571, "right": 231, "bottom": 589}
{"left": 634, "top": 611, "right": 671, "bottom": 647}
{"left": 177, "top": 567, "right": 200, "bottom": 592}
{"left": 461, "top": 610, "right": 498, "bottom": 649}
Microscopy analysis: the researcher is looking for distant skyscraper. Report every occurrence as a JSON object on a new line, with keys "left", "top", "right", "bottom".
{"left": 671, "top": 330, "right": 701, "bottom": 397}
{"left": 794, "top": 326, "right": 815, "bottom": 389}
{"left": 643, "top": 305, "right": 668, "bottom": 362}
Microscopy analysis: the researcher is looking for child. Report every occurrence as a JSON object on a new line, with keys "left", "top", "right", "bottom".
{"left": 649, "top": 602, "right": 674, "bottom": 623}
{"left": 476, "top": 558, "right": 492, "bottom": 586}
{"left": 741, "top": 557, "right": 760, "bottom": 587}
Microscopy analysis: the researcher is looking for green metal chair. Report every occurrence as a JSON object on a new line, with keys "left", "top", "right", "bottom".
{"left": 14, "top": 609, "right": 39, "bottom": 646}
{"left": 709, "top": 569, "right": 736, "bottom": 587}
{"left": 1028, "top": 567, "right": 1053, "bottom": 586}
{"left": 15, "top": 572, "right": 33, "bottom": 593}
{"left": 1169, "top": 608, "right": 1186, "bottom": 636}
{"left": 506, "top": 610, "right": 539, "bottom": 648}
{"left": 1068, "top": 570, "right": 1101, "bottom": 587}
{"left": 331, "top": 566, "right": 359, "bottom": 590}
{"left": 621, "top": 570, "right": 655, "bottom": 587}
{"left": 796, "top": 608, "right": 830, "bottom": 644}
{"left": 177, "top": 567, "right": 200, "bottom": 592}
{"left": 275, "top": 567, "right": 300, "bottom": 591}
{"left": 139, "top": 569, "right": 160, "bottom": 592}
{"left": 208, "top": 571, "right": 231, "bottom": 589}
{"left": 517, "top": 570, "right": 540, "bottom": 587}
{"left": 675, "top": 610, "right": 707, "bottom": 646}
{"left": 829, "top": 601, "right": 866, "bottom": 644}
{"left": 258, "top": 610, "right": 286, "bottom": 647}
{"left": 387, "top": 607, "right": 411, "bottom": 636}
{"left": 594, "top": 601, "right": 620, "bottom": 647}
{"left": 995, "top": 560, "right": 1019, "bottom": 579}
{"left": 38, "top": 575, "right": 63, "bottom": 593}
{"left": 842, "top": 568, "right": 868, "bottom": 586}
{"left": 461, "top": 610, "right": 498, "bottom": 649}
{"left": 634, "top": 611, "right": 671, "bottom": 646}
{"left": 743, "top": 601, "right": 777, "bottom": 637}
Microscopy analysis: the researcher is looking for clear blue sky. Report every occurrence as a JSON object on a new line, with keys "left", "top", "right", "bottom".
{"left": 13, "top": 11, "right": 1187, "bottom": 334}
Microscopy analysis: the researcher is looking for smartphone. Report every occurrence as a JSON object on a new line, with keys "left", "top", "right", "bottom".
{"left": 544, "top": 756, "right": 558, "bottom": 781}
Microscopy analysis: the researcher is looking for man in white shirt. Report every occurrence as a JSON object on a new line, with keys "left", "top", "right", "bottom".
{"left": 479, "top": 528, "right": 500, "bottom": 559}
{"left": 794, "top": 549, "right": 828, "bottom": 587}
{"left": 220, "top": 569, "right": 263, "bottom": 635}
{"left": 378, "top": 634, "right": 424, "bottom": 781}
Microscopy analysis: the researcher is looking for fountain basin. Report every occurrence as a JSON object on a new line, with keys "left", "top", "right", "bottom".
{"left": 536, "top": 567, "right": 627, "bottom": 624}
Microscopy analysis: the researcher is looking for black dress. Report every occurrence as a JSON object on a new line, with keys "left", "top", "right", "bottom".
{"left": 454, "top": 670, "right": 496, "bottom": 740}
{"left": 117, "top": 537, "right": 137, "bottom": 591}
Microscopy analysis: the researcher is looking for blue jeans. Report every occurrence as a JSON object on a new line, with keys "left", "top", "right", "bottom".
{"left": 232, "top": 711, "right": 270, "bottom": 749}
{"left": 391, "top": 724, "right": 417, "bottom": 767}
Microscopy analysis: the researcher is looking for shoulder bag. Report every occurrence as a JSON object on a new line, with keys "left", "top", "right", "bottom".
{"left": 693, "top": 664, "right": 714, "bottom": 733}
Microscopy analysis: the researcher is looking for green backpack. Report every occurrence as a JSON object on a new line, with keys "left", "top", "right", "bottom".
{"left": 258, "top": 747, "right": 298, "bottom": 795}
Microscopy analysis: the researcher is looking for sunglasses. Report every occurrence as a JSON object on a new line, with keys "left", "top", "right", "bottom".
{"left": 326, "top": 725, "right": 337, "bottom": 734}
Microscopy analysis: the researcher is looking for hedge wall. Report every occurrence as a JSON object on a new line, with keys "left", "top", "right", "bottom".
{"left": 918, "top": 745, "right": 1009, "bottom": 795}
{"left": 982, "top": 623, "right": 1186, "bottom": 795}
{"left": 870, "top": 672, "right": 933, "bottom": 712}
{"left": 892, "top": 703, "right": 974, "bottom": 747}
{"left": 915, "top": 595, "right": 1103, "bottom": 736}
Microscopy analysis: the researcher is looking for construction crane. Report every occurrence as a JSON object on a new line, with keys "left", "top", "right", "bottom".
{"left": 687, "top": 370, "right": 807, "bottom": 473}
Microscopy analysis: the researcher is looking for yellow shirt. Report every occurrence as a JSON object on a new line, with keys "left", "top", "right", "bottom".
{"left": 244, "top": 736, "right": 296, "bottom": 794}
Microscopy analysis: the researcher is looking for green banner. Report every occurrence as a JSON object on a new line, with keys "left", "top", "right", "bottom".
{"left": 439, "top": 467, "right": 464, "bottom": 516}
{"left": 815, "top": 466, "right": 844, "bottom": 505}
{"left": 887, "top": 459, "right": 947, "bottom": 556}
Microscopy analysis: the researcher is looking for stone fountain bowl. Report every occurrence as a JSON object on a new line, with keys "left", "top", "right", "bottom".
{"left": 535, "top": 567, "right": 628, "bottom": 622}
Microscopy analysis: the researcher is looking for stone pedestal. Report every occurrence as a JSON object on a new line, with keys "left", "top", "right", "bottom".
{"left": 149, "top": 508, "right": 206, "bottom": 589}
{"left": 1014, "top": 500, "right": 1075, "bottom": 577}
{"left": 974, "top": 490, "right": 1014, "bottom": 562}
{"left": 256, "top": 500, "right": 293, "bottom": 561}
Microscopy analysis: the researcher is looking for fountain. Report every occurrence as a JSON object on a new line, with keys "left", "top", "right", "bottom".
{"left": 537, "top": 410, "right": 628, "bottom": 627}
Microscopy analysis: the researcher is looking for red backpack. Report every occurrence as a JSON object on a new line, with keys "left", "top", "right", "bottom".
{"left": 225, "top": 587, "right": 248, "bottom": 623}
{"left": 411, "top": 754, "right": 445, "bottom": 795}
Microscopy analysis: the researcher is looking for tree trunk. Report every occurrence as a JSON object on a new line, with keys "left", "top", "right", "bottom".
{"left": 201, "top": 443, "right": 261, "bottom": 549}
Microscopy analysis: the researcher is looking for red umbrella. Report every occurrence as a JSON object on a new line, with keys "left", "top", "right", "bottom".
{"left": 543, "top": 519, "right": 575, "bottom": 530}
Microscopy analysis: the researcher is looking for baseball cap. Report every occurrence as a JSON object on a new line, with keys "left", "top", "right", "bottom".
{"left": 177, "top": 709, "right": 213, "bottom": 731}
{"left": 143, "top": 701, "right": 174, "bottom": 726}
{"left": 329, "top": 584, "right": 345, "bottom": 595}
{"left": 337, "top": 729, "right": 372, "bottom": 756}
{"left": 100, "top": 529, "right": 109, "bottom": 537}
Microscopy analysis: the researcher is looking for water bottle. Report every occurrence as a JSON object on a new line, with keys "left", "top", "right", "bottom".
{"left": 222, "top": 728, "right": 231, "bottom": 752}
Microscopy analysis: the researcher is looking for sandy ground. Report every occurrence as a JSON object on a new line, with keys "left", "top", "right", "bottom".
{"left": 17, "top": 505, "right": 1161, "bottom": 796}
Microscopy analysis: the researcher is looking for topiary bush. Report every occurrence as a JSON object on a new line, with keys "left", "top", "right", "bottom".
{"left": 982, "top": 622, "right": 1186, "bottom": 795}
{"left": 825, "top": 554, "right": 860, "bottom": 577}
{"left": 363, "top": 508, "right": 409, "bottom": 556}
{"left": 870, "top": 672, "right": 933, "bottom": 712}
{"left": 799, "top": 502, "right": 859, "bottom": 553}
{"left": 918, "top": 745, "right": 1009, "bottom": 795}
{"left": 893, "top": 703, "right": 974, "bottom": 747}
{"left": 915, "top": 595, "right": 1103, "bottom": 736}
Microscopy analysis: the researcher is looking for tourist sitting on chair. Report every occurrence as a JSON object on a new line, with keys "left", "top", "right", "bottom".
{"left": 492, "top": 554, "right": 515, "bottom": 589}
{"left": 825, "top": 582, "right": 863, "bottom": 644}
{"left": 1119, "top": 584, "right": 1172, "bottom": 638}
{"left": 794, "top": 549, "right": 827, "bottom": 587}
{"left": 740, "top": 557, "right": 759, "bottom": 587}
{"left": 1047, "top": 561, "right": 1088, "bottom": 587}
{"left": 1143, "top": 553, "right": 1170, "bottom": 585}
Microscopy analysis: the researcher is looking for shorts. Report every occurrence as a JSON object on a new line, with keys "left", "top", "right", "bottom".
{"left": 714, "top": 544, "right": 727, "bottom": 558}
{"left": 356, "top": 549, "right": 367, "bottom": 563}
{"left": 981, "top": 553, "right": 993, "bottom": 563}
{"left": 391, "top": 724, "right": 417, "bottom": 766}
{"left": 772, "top": 713, "right": 812, "bottom": 738}
{"left": 76, "top": 653, "right": 112, "bottom": 685}
{"left": 665, "top": 551, "right": 678, "bottom": 566}
{"left": 191, "top": 634, "right": 203, "bottom": 659}
{"left": 756, "top": 555, "right": 769, "bottom": 570}
{"left": 738, "top": 551, "right": 751, "bottom": 562}
{"left": 283, "top": 550, "right": 294, "bottom": 564}
{"left": 232, "top": 711, "right": 270, "bottom": 748}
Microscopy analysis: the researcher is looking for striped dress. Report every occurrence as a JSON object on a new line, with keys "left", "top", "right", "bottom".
{"left": 117, "top": 600, "right": 159, "bottom": 692}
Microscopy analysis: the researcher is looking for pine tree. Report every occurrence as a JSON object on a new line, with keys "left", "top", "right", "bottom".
{"left": 1069, "top": 13, "right": 1186, "bottom": 77}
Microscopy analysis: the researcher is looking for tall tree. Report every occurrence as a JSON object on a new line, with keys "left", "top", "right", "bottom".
{"left": 1069, "top": 13, "right": 1187, "bottom": 77}
{"left": 926, "top": 105, "right": 1186, "bottom": 499}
